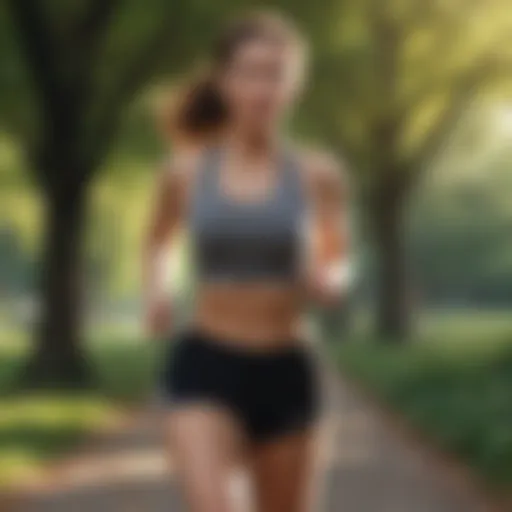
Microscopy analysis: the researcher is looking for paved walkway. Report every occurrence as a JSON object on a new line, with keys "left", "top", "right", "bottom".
{"left": 8, "top": 371, "right": 497, "bottom": 512}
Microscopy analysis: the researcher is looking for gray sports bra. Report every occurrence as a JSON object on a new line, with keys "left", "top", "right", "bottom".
{"left": 190, "top": 147, "right": 306, "bottom": 282}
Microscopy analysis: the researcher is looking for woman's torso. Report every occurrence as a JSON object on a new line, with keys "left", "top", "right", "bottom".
{"left": 180, "top": 145, "right": 310, "bottom": 349}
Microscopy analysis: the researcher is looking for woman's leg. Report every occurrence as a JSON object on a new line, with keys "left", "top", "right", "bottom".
{"left": 166, "top": 405, "right": 245, "bottom": 512}
{"left": 250, "top": 429, "right": 319, "bottom": 512}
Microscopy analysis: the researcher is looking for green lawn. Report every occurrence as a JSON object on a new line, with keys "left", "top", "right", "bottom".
{"left": 335, "top": 311, "right": 512, "bottom": 489}
{"left": 0, "top": 394, "right": 117, "bottom": 487}
{"left": 0, "top": 331, "right": 160, "bottom": 488}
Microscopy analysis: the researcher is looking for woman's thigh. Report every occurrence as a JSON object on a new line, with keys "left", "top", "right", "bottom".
{"left": 250, "top": 429, "right": 320, "bottom": 512}
{"left": 166, "top": 405, "right": 245, "bottom": 512}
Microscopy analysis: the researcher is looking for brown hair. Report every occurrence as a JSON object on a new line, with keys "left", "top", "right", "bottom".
{"left": 164, "top": 11, "right": 305, "bottom": 145}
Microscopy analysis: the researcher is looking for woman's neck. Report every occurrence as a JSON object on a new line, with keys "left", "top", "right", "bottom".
{"left": 223, "top": 126, "right": 281, "bottom": 160}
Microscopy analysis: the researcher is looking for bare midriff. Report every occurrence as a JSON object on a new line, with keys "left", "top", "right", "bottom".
{"left": 193, "top": 281, "right": 305, "bottom": 351}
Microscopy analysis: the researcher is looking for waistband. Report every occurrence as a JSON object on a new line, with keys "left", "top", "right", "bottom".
{"left": 177, "top": 327, "right": 309, "bottom": 362}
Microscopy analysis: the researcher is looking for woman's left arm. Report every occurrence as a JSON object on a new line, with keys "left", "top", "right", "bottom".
{"left": 307, "top": 152, "right": 351, "bottom": 306}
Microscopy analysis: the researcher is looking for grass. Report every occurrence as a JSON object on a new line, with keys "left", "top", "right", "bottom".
{"left": 0, "top": 328, "right": 160, "bottom": 489}
{"left": 334, "top": 311, "right": 512, "bottom": 489}
{"left": 0, "top": 394, "right": 117, "bottom": 487}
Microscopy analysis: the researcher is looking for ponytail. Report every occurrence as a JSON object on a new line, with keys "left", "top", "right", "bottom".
{"left": 163, "top": 72, "right": 228, "bottom": 146}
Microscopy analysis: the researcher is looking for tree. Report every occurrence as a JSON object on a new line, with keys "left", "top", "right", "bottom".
{"left": 300, "top": 0, "right": 512, "bottom": 338}
{"left": 2, "top": 0, "right": 234, "bottom": 386}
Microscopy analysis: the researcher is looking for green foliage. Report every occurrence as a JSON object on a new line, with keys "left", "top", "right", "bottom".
{"left": 300, "top": 0, "right": 512, "bottom": 175}
{"left": 88, "top": 335, "right": 164, "bottom": 402}
{"left": 0, "top": 394, "right": 116, "bottom": 488}
{"left": 0, "top": 225, "right": 35, "bottom": 295}
{"left": 335, "top": 313, "right": 512, "bottom": 487}
{"left": 292, "top": 0, "right": 512, "bottom": 336}
{"left": 411, "top": 139, "right": 512, "bottom": 305}
{"left": 0, "top": 330, "right": 161, "bottom": 488}
{"left": 0, "top": 333, "right": 162, "bottom": 402}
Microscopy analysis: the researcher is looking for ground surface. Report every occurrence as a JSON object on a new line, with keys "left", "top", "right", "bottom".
{"left": 7, "top": 366, "right": 498, "bottom": 512}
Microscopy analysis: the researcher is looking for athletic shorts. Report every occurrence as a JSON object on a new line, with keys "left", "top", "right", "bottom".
{"left": 159, "top": 329, "right": 321, "bottom": 443}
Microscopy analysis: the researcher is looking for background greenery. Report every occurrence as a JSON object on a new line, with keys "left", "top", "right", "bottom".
{"left": 336, "top": 312, "right": 512, "bottom": 489}
{"left": 0, "top": 0, "right": 511, "bottom": 496}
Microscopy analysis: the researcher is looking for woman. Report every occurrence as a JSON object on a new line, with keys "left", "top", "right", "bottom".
{"left": 143, "top": 11, "right": 349, "bottom": 512}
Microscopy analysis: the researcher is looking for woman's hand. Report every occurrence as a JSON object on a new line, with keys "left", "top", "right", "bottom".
{"left": 307, "top": 262, "right": 350, "bottom": 308}
{"left": 303, "top": 150, "right": 351, "bottom": 309}
{"left": 145, "top": 295, "right": 173, "bottom": 338}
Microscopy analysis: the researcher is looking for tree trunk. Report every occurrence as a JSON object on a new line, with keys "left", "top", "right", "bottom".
{"left": 370, "top": 181, "right": 411, "bottom": 341}
{"left": 24, "top": 180, "right": 91, "bottom": 388}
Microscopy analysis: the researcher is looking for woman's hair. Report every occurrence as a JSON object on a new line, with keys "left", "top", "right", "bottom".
{"left": 164, "top": 11, "right": 305, "bottom": 145}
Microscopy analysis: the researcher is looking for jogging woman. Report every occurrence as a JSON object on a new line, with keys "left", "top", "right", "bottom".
{"left": 143, "top": 11, "right": 349, "bottom": 512}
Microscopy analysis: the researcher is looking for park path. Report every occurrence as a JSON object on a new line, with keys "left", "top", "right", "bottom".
{"left": 8, "top": 368, "right": 498, "bottom": 512}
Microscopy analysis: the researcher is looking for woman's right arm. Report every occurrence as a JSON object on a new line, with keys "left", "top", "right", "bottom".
{"left": 142, "top": 160, "right": 186, "bottom": 338}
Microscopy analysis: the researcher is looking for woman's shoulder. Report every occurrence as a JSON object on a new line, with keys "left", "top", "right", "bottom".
{"left": 160, "top": 147, "right": 202, "bottom": 181}
{"left": 292, "top": 143, "right": 348, "bottom": 199}
{"left": 157, "top": 146, "right": 208, "bottom": 198}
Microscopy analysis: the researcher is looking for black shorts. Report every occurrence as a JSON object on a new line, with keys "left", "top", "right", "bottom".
{"left": 159, "top": 329, "right": 321, "bottom": 443}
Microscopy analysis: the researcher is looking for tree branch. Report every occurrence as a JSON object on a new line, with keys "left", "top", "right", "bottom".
{"left": 412, "top": 92, "right": 472, "bottom": 172}
{"left": 85, "top": 12, "right": 184, "bottom": 172}
{"left": 410, "top": 56, "right": 508, "bottom": 171}
{"left": 403, "top": 22, "right": 512, "bottom": 118}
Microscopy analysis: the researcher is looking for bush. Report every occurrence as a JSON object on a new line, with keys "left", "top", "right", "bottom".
{"left": 335, "top": 319, "right": 512, "bottom": 488}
